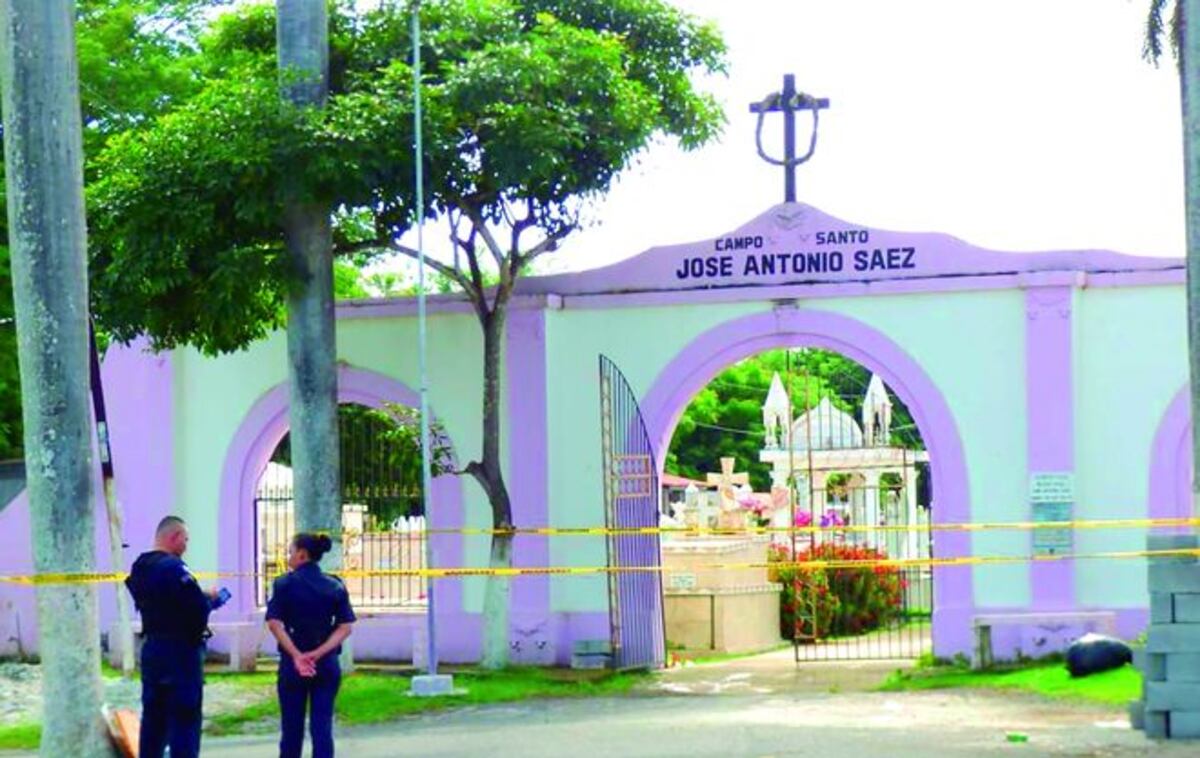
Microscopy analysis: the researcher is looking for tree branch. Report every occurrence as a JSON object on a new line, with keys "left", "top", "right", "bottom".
{"left": 387, "top": 241, "right": 475, "bottom": 297}
{"left": 462, "top": 202, "right": 506, "bottom": 273}
{"left": 515, "top": 223, "right": 575, "bottom": 271}
{"left": 509, "top": 197, "right": 537, "bottom": 259}
{"left": 332, "top": 238, "right": 392, "bottom": 258}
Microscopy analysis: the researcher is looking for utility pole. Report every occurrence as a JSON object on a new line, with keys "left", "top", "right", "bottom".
{"left": 1183, "top": 2, "right": 1200, "bottom": 521}
{"left": 0, "top": 1, "right": 113, "bottom": 754}
{"left": 276, "top": 1, "right": 341, "bottom": 559}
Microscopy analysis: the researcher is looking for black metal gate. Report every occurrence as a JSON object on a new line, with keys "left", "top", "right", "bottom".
{"left": 599, "top": 355, "right": 665, "bottom": 670}
{"left": 767, "top": 357, "right": 934, "bottom": 662}
{"left": 255, "top": 403, "right": 427, "bottom": 609}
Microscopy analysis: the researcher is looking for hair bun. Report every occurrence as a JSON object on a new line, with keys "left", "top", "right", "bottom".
{"left": 319, "top": 535, "right": 333, "bottom": 552}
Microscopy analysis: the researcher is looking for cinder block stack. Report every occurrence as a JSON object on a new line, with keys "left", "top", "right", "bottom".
{"left": 1131, "top": 534, "right": 1200, "bottom": 739}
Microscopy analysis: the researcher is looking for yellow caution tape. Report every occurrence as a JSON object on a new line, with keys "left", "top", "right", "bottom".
{"left": 410, "top": 516, "right": 1200, "bottom": 536}
{"left": 3, "top": 547, "right": 1198, "bottom": 586}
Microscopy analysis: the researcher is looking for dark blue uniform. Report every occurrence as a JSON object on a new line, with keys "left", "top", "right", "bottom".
{"left": 124, "top": 550, "right": 213, "bottom": 758}
{"left": 266, "top": 562, "right": 356, "bottom": 758}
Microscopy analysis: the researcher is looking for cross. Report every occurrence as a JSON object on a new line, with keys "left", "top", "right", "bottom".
{"left": 749, "top": 74, "right": 830, "bottom": 203}
{"left": 705, "top": 456, "right": 749, "bottom": 502}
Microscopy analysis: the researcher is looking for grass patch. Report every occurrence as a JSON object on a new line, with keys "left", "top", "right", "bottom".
{"left": 0, "top": 668, "right": 647, "bottom": 745}
{"left": 0, "top": 722, "right": 41, "bottom": 751}
{"left": 206, "top": 699, "right": 281, "bottom": 737}
{"left": 879, "top": 660, "right": 1140, "bottom": 706}
{"left": 204, "top": 667, "right": 647, "bottom": 735}
{"left": 336, "top": 667, "right": 645, "bottom": 726}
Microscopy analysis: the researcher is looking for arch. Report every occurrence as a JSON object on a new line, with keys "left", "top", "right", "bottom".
{"left": 1149, "top": 385, "right": 1193, "bottom": 529}
{"left": 218, "top": 365, "right": 465, "bottom": 617}
{"left": 640, "top": 307, "right": 973, "bottom": 654}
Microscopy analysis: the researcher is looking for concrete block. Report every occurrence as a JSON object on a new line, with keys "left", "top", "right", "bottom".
{"left": 572, "top": 639, "right": 612, "bottom": 655}
{"left": 1145, "top": 681, "right": 1200, "bottom": 711}
{"left": 1149, "top": 563, "right": 1200, "bottom": 593}
{"left": 1148, "top": 533, "right": 1199, "bottom": 555}
{"left": 1147, "top": 624, "right": 1200, "bottom": 653}
{"left": 1166, "top": 653, "right": 1200, "bottom": 683}
{"left": 1152, "top": 592, "right": 1175, "bottom": 624}
{"left": 1129, "top": 700, "right": 1145, "bottom": 731}
{"left": 1170, "top": 711, "right": 1200, "bottom": 739}
{"left": 410, "top": 674, "right": 455, "bottom": 697}
{"left": 1145, "top": 710, "right": 1169, "bottom": 739}
{"left": 570, "top": 653, "right": 610, "bottom": 670}
{"left": 1135, "top": 649, "right": 1167, "bottom": 681}
{"left": 1175, "top": 594, "right": 1200, "bottom": 623}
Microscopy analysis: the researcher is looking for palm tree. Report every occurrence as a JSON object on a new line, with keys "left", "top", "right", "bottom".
{"left": 1147, "top": 1, "right": 1200, "bottom": 516}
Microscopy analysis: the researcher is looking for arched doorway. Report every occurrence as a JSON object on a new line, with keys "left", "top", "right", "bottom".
{"left": 640, "top": 308, "right": 972, "bottom": 657}
{"left": 218, "top": 366, "right": 465, "bottom": 624}
{"left": 659, "top": 345, "right": 932, "bottom": 660}
{"left": 253, "top": 402, "right": 436, "bottom": 609}
{"left": 1149, "top": 385, "right": 1194, "bottom": 529}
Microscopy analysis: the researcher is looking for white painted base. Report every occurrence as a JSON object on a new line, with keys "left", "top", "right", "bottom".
{"left": 409, "top": 674, "right": 458, "bottom": 697}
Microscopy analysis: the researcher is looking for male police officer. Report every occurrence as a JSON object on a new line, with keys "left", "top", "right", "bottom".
{"left": 125, "top": 516, "right": 225, "bottom": 758}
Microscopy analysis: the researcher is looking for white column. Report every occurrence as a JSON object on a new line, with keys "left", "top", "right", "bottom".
{"left": 862, "top": 470, "right": 882, "bottom": 551}
{"left": 905, "top": 463, "right": 921, "bottom": 559}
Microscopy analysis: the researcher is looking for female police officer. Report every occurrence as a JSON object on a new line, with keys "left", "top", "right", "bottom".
{"left": 266, "top": 532, "right": 356, "bottom": 758}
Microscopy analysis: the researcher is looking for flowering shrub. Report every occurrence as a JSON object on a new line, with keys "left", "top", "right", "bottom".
{"left": 739, "top": 495, "right": 771, "bottom": 526}
{"left": 768, "top": 542, "right": 906, "bottom": 641}
{"left": 818, "top": 509, "right": 846, "bottom": 528}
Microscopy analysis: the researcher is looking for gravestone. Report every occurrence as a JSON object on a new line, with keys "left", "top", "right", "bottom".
{"left": 705, "top": 457, "right": 750, "bottom": 530}
{"left": 661, "top": 535, "right": 782, "bottom": 654}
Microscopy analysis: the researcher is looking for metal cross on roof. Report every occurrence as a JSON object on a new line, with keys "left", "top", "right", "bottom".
{"left": 749, "top": 74, "right": 830, "bottom": 204}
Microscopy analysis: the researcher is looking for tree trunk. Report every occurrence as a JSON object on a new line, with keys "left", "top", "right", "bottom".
{"left": 277, "top": 0, "right": 340, "bottom": 565}
{"left": 1184, "top": 2, "right": 1200, "bottom": 520}
{"left": 0, "top": 2, "right": 113, "bottom": 754}
{"left": 481, "top": 530, "right": 513, "bottom": 669}
{"left": 477, "top": 305, "right": 514, "bottom": 670}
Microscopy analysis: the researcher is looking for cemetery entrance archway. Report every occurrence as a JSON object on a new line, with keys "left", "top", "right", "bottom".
{"left": 218, "top": 366, "right": 466, "bottom": 631}
{"left": 640, "top": 308, "right": 972, "bottom": 661}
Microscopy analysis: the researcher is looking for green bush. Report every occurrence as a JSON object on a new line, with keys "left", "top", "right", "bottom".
{"left": 769, "top": 541, "right": 906, "bottom": 640}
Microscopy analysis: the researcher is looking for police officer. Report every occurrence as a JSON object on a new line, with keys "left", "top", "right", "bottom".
{"left": 266, "top": 532, "right": 356, "bottom": 758}
{"left": 125, "top": 515, "right": 225, "bottom": 758}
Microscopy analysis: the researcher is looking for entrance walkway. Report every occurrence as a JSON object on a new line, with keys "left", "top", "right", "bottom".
{"left": 201, "top": 690, "right": 1181, "bottom": 757}
{"left": 655, "top": 645, "right": 911, "bottom": 696}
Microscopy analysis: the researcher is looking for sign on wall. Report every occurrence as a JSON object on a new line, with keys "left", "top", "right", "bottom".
{"left": 1029, "top": 472, "right": 1074, "bottom": 555}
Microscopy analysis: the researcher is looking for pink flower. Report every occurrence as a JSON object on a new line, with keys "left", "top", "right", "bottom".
{"left": 794, "top": 511, "right": 813, "bottom": 527}
{"left": 819, "top": 509, "right": 846, "bottom": 528}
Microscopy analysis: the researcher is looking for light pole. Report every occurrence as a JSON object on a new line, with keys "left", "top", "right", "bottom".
{"left": 409, "top": 0, "right": 454, "bottom": 697}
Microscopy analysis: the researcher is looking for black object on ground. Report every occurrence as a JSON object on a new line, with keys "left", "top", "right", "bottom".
{"left": 1065, "top": 633, "right": 1132, "bottom": 678}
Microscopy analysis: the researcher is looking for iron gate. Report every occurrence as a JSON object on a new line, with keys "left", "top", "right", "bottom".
{"left": 779, "top": 362, "right": 935, "bottom": 662}
{"left": 255, "top": 403, "right": 427, "bottom": 609}
{"left": 599, "top": 355, "right": 665, "bottom": 670}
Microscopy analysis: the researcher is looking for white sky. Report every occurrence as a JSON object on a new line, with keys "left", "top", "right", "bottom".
{"left": 532, "top": 0, "right": 1185, "bottom": 274}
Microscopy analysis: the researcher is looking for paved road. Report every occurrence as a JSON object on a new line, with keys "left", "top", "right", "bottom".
{"left": 204, "top": 690, "right": 1191, "bottom": 758}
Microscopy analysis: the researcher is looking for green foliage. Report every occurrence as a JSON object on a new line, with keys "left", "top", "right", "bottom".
{"left": 0, "top": 1, "right": 234, "bottom": 460}
{"left": 0, "top": 249, "right": 17, "bottom": 460}
{"left": 270, "top": 401, "right": 455, "bottom": 527}
{"left": 88, "top": 0, "right": 727, "bottom": 355}
{"left": 0, "top": 722, "right": 40, "bottom": 751}
{"left": 1144, "top": 0, "right": 1182, "bottom": 65}
{"left": 666, "top": 349, "right": 922, "bottom": 491}
{"left": 203, "top": 667, "right": 646, "bottom": 736}
{"left": 879, "top": 659, "right": 1140, "bottom": 706}
{"left": 769, "top": 542, "right": 906, "bottom": 641}
{"left": 333, "top": 259, "right": 371, "bottom": 300}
